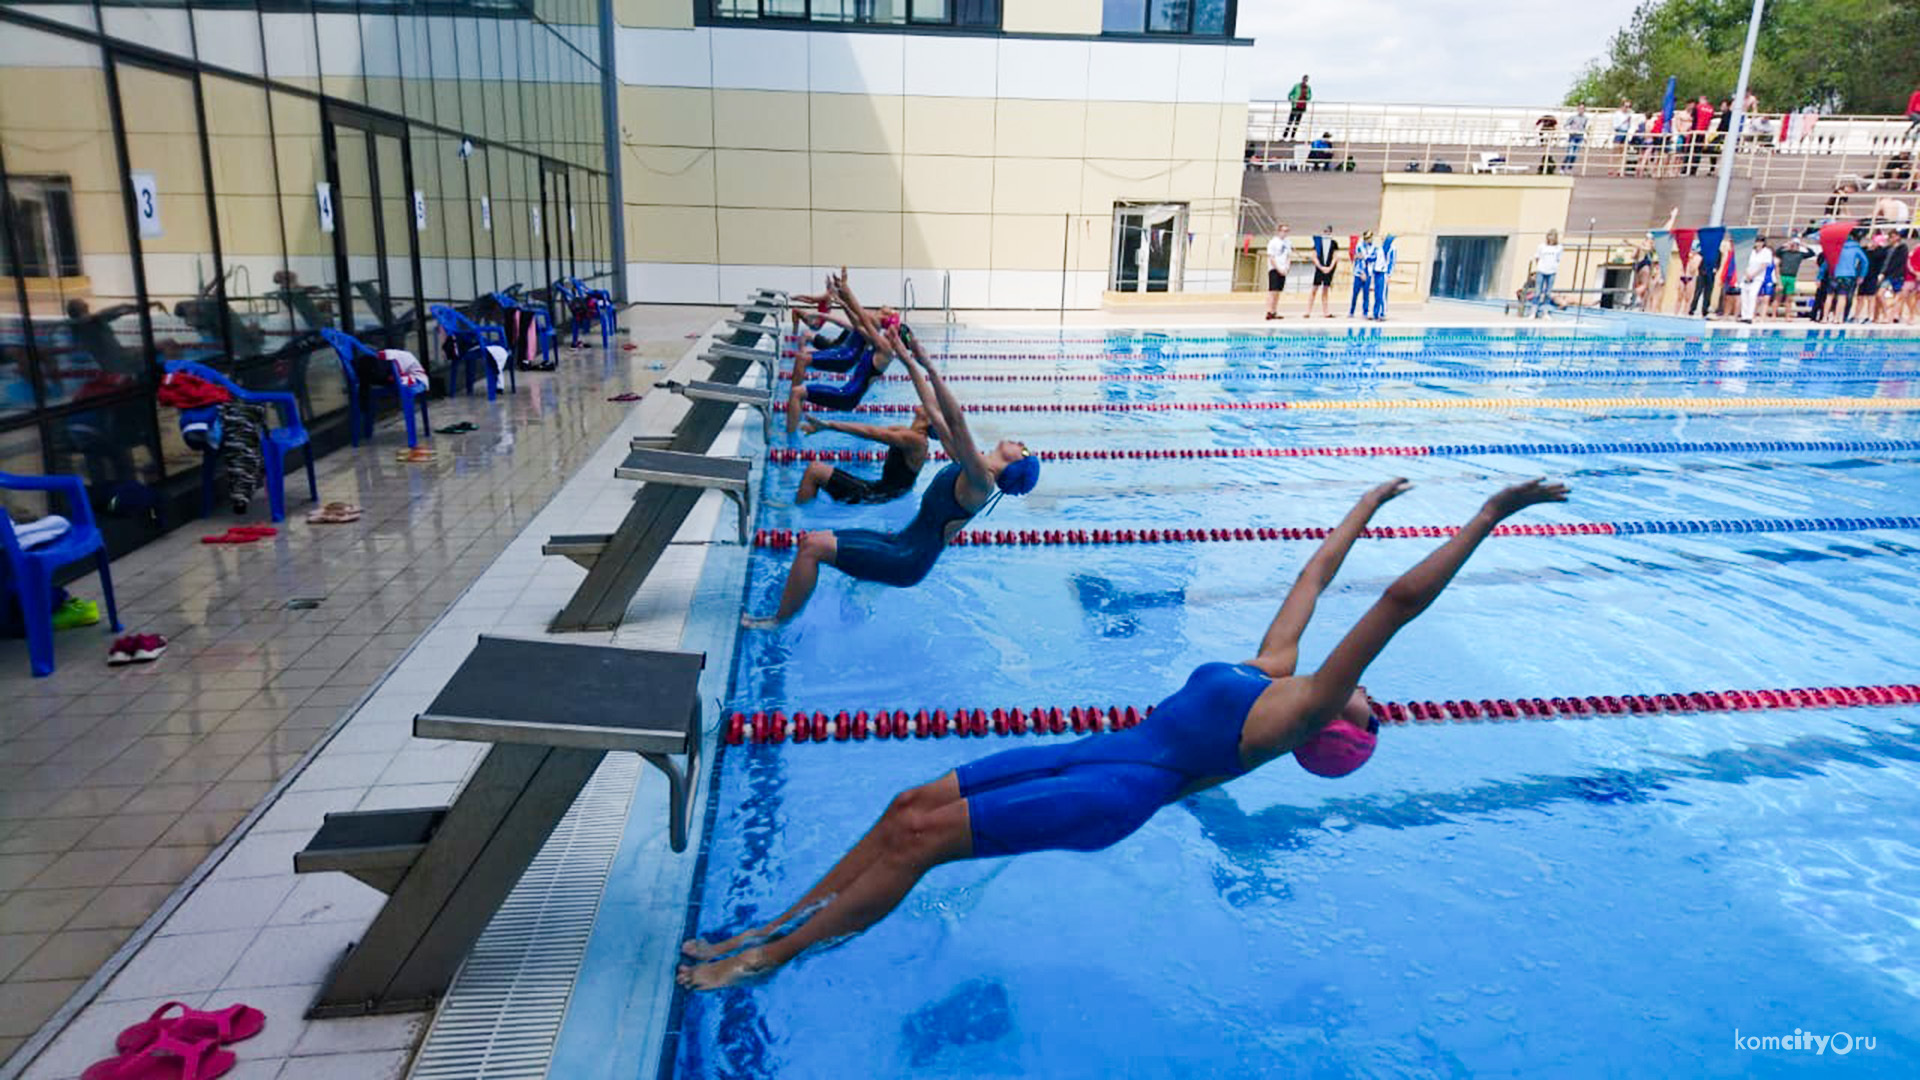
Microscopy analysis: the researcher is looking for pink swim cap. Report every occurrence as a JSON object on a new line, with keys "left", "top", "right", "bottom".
{"left": 1293, "top": 715, "right": 1378, "bottom": 778}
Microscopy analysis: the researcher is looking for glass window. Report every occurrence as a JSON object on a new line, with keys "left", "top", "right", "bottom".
{"left": 1192, "top": 0, "right": 1227, "bottom": 34}
{"left": 268, "top": 90, "right": 340, "bottom": 338}
{"left": 0, "top": 425, "right": 48, "bottom": 523}
{"left": 0, "top": 219, "right": 34, "bottom": 420}
{"left": 202, "top": 76, "right": 283, "bottom": 372}
{"left": 417, "top": 131, "right": 455, "bottom": 306}
{"left": 1105, "top": 0, "right": 1229, "bottom": 34}
{"left": 712, "top": 0, "right": 999, "bottom": 27}
{"left": 317, "top": 7, "right": 366, "bottom": 104}
{"left": 48, "top": 395, "right": 162, "bottom": 535}
{"left": 1148, "top": 0, "right": 1189, "bottom": 33}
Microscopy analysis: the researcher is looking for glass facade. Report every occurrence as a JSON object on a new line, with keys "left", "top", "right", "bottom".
{"left": 0, "top": 0, "right": 613, "bottom": 553}
{"left": 1102, "top": 0, "right": 1233, "bottom": 37}
{"left": 706, "top": 0, "right": 1001, "bottom": 30}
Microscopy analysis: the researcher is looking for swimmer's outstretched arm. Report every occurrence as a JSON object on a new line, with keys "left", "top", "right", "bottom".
{"left": 1296, "top": 479, "right": 1568, "bottom": 727}
{"left": 830, "top": 275, "right": 900, "bottom": 370}
{"left": 1249, "top": 478, "right": 1409, "bottom": 677}
{"left": 892, "top": 329, "right": 993, "bottom": 493}
{"left": 803, "top": 416, "right": 919, "bottom": 450}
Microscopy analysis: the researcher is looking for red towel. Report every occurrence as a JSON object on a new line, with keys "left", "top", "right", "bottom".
{"left": 157, "top": 370, "right": 232, "bottom": 410}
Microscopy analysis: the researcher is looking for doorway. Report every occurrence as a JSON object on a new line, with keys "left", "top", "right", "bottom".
{"left": 1429, "top": 235, "right": 1507, "bottom": 301}
{"left": 323, "top": 107, "right": 426, "bottom": 359}
{"left": 538, "top": 160, "right": 573, "bottom": 319}
{"left": 1110, "top": 203, "right": 1188, "bottom": 293}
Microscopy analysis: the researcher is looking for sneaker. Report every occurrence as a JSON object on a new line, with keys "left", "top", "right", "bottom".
{"left": 107, "top": 635, "right": 139, "bottom": 665}
{"left": 52, "top": 597, "right": 101, "bottom": 631}
{"left": 130, "top": 634, "right": 168, "bottom": 663}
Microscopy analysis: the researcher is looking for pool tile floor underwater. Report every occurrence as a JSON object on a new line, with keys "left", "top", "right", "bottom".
{"left": 0, "top": 306, "right": 725, "bottom": 1077}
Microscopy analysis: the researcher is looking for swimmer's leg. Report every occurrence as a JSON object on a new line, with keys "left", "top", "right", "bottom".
{"left": 742, "top": 529, "right": 838, "bottom": 627}
{"left": 682, "top": 773, "right": 961, "bottom": 961}
{"left": 784, "top": 345, "right": 813, "bottom": 435}
{"left": 679, "top": 776, "right": 973, "bottom": 990}
{"left": 796, "top": 461, "right": 834, "bottom": 504}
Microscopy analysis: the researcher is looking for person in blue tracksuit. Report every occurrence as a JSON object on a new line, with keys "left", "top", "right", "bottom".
{"left": 1370, "top": 235, "right": 1396, "bottom": 320}
{"left": 1349, "top": 231, "right": 1377, "bottom": 318}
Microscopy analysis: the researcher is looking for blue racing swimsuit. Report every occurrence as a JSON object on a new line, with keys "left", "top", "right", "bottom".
{"left": 833, "top": 462, "right": 974, "bottom": 588}
{"left": 804, "top": 342, "right": 880, "bottom": 411}
{"left": 956, "top": 662, "right": 1272, "bottom": 857}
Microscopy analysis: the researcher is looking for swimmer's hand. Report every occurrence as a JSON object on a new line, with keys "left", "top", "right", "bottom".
{"left": 1364, "top": 478, "right": 1412, "bottom": 506}
{"left": 801, "top": 417, "right": 823, "bottom": 435}
{"left": 1483, "top": 477, "right": 1570, "bottom": 519}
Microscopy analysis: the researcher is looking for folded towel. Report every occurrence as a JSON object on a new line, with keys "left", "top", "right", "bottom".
{"left": 15, "top": 514, "right": 72, "bottom": 548}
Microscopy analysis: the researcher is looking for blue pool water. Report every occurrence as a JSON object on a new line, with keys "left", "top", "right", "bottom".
{"left": 667, "top": 328, "right": 1920, "bottom": 1078}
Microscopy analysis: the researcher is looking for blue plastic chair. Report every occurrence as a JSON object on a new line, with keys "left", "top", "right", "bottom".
{"left": 557, "top": 277, "right": 615, "bottom": 350}
{"left": 1, "top": 471, "right": 123, "bottom": 677}
{"left": 490, "top": 290, "right": 555, "bottom": 369}
{"left": 429, "top": 305, "right": 514, "bottom": 400}
{"left": 164, "top": 360, "right": 319, "bottom": 523}
{"left": 319, "top": 329, "right": 431, "bottom": 448}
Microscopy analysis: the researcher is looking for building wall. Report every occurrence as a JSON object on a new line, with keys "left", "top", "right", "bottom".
{"left": 1, "top": 2, "right": 613, "bottom": 553}
{"left": 1377, "top": 174, "right": 1574, "bottom": 302}
{"left": 615, "top": 6, "right": 1250, "bottom": 308}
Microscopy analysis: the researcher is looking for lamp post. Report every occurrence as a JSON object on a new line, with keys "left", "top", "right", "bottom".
{"left": 1709, "top": 0, "right": 1766, "bottom": 227}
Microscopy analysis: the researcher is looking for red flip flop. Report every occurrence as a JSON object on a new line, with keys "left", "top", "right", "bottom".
{"left": 115, "top": 1001, "right": 265, "bottom": 1055}
{"left": 82, "top": 1030, "right": 234, "bottom": 1080}
{"left": 227, "top": 526, "right": 277, "bottom": 538}
{"left": 198, "top": 531, "right": 254, "bottom": 545}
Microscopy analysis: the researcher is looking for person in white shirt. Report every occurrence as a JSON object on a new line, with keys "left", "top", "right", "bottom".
{"left": 1265, "top": 225, "right": 1294, "bottom": 320}
{"left": 1528, "top": 230, "right": 1564, "bottom": 318}
{"left": 1740, "top": 237, "right": 1775, "bottom": 323}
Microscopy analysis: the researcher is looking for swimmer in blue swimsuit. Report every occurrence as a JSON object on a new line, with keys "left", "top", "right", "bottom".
{"left": 745, "top": 325, "right": 1041, "bottom": 627}
{"left": 795, "top": 410, "right": 932, "bottom": 507}
{"left": 685, "top": 476, "right": 1570, "bottom": 989}
{"left": 783, "top": 273, "right": 899, "bottom": 435}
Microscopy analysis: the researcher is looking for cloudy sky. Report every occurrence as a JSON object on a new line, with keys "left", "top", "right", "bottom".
{"left": 1237, "top": 0, "right": 1646, "bottom": 106}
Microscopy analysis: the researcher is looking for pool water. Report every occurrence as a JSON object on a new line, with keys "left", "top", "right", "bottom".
{"left": 680, "top": 328, "right": 1920, "bottom": 1078}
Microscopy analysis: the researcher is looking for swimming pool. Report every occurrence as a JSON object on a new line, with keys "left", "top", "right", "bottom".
{"left": 605, "top": 327, "right": 1920, "bottom": 1078}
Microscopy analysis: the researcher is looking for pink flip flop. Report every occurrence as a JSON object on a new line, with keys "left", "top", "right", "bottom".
{"left": 114, "top": 1001, "right": 265, "bottom": 1055}
{"left": 83, "top": 1030, "right": 234, "bottom": 1080}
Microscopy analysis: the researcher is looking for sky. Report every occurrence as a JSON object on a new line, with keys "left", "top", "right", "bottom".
{"left": 1238, "top": 0, "right": 1647, "bottom": 107}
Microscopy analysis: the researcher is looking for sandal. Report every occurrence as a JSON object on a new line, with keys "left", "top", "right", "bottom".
{"left": 433, "top": 421, "right": 478, "bottom": 434}
{"left": 396, "top": 447, "right": 437, "bottom": 463}
{"left": 115, "top": 1001, "right": 264, "bottom": 1055}
{"left": 199, "top": 529, "right": 259, "bottom": 545}
{"left": 607, "top": 391, "right": 642, "bottom": 402}
{"left": 82, "top": 1030, "right": 234, "bottom": 1080}
{"left": 305, "top": 502, "right": 362, "bottom": 524}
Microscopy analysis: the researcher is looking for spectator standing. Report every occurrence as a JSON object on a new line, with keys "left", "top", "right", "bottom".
{"left": 1877, "top": 231, "right": 1910, "bottom": 322}
{"left": 1349, "top": 231, "right": 1376, "bottom": 318}
{"left": 1739, "top": 237, "right": 1774, "bottom": 323}
{"left": 1563, "top": 105, "right": 1590, "bottom": 168}
{"left": 1264, "top": 224, "right": 1295, "bottom": 320}
{"left": 1907, "top": 84, "right": 1920, "bottom": 140}
{"left": 1690, "top": 227, "right": 1726, "bottom": 317}
{"left": 1307, "top": 226, "right": 1339, "bottom": 318}
{"left": 1860, "top": 231, "right": 1891, "bottom": 321}
{"left": 1827, "top": 232, "right": 1867, "bottom": 322}
{"left": 1528, "top": 230, "right": 1563, "bottom": 318}
{"left": 1771, "top": 233, "right": 1811, "bottom": 318}
{"left": 1369, "top": 235, "right": 1394, "bottom": 319}
{"left": 1285, "top": 76, "right": 1311, "bottom": 140}
{"left": 1612, "top": 101, "right": 1636, "bottom": 171}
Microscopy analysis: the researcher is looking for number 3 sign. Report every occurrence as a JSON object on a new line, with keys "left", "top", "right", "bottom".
{"left": 130, "top": 171, "right": 162, "bottom": 238}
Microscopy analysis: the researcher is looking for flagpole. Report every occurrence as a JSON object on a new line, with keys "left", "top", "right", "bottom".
{"left": 1709, "top": 0, "right": 1767, "bottom": 227}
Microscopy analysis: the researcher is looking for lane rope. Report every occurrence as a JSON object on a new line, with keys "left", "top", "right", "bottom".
{"left": 751, "top": 514, "right": 1920, "bottom": 550}
{"left": 724, "top": 683, "right": 1920, "bottom": 744}
{"left": 809, "top": 396, "right": 1920, "bottom": 416}
{"left": 776, "top": 367, "right": 1902, "bottom": 386}
{"left": 769, "top": 437, "right": 1920, "bottom": 466}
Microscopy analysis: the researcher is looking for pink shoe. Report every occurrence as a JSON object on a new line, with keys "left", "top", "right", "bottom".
{"left": 129, "top": 635, "right": 168, "bottom": 663}
{"left": 114, "top": 1001, "right": 263, "bottom": 1055}
{"left": 107, "top": 636, "right": 140, "bottom": 666}
{"left": 83, "top": 1029, "right": 235, "bottom": 1080}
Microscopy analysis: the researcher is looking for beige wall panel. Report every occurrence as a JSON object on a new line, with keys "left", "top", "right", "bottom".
{"left": 277, "top": 196, "right": 330, "bottom": 257}
{"left": 810, "top": 152, "right": 902, "bottom": 213}
{"left": 1171, "top": 103, "right": 1222, "bottom": 161}
{"left": 903, "top": 96, "right": 995, "bottom": 157}
{"left": 217, "top": 197, "right": 282, "bottom": 255}
{"left": 615, "top": 0, "right": 694, "bottom": 28}
{"left": 273, "top": 137, "right": 323, "bottom": 192}
{"left": 811, "top": 92, "right": 905, "bottom": 155}
{"left": 991, "top": 157, "right": 1081, "bottom": 215}
{"left": 365, "top": 77, "right": 403, "bottom": 114}
{"left": 72, "top": 193, "right": 131, "bottom": 256}
{"left": 621, "top": 86, "right": 714, "bottom": 148}
{"left": 1083, "top": 102, "right": 1175, "bottom": 160}
{"left": 628, "top": 204, "right": 717, "bottom": 262}
{"left": 205, "top": 136, "right": 282, "bottom": 197}
{"left": 902, "top": 155, "right": 993, "bottom": 214}
{"left": 994, "top": 99, "right": 1085, "bottom": 158}
{"left": 624, "top": 146, "right": 717, "bottom": 206}
{"left": 1165, "top": 159, "right": 1222, "bottom": 204}
{"left": 811, "top": 210, "right": 901, "bottom": 266}
{"left": 713, "top": 89, "right": 807, "bottom": 151}
{"left": 1184, "top": 212, "right": 1236, "bottom": 272}
{"left": 990, "top": 213, "right": 1067, "bottom": 270}
{"left": 122, "top": 134, "right": 204, "bottom": 196}
{"left": 1218, "top": 103, "right": 1250, "bottom": 160}
{"left": 717, "top": 208, "right": 810, "bottom": 264}
{"left": 1080, "top": 158, "right": 1170, "bottom": 213}
{"left": 201, "top": 77, "right": 269, "bottom": 133}
{"left": 714, "top": 149, "right": 809, "bottom": 209}
{"left": 1002, "top": 0, "right": 1100, "bottom": 34}
{"left": 902, "top": 212, "right": 992, "bottom": 269}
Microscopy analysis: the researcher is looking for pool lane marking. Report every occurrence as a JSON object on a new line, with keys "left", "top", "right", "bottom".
{"left": 769, "top": 437, "right": 1920, "bottom": 466}
{"left": 751, "top": 514, "right": 1920, "bottom": 550}
{"left": 777, "top": 368, "right": 1906, "bottom": 385}
{"left": 724, "top": 684, "right": 1920, "bottom": 745}
{"left": 812, "top": 396, "right": 1920, "bottom": 416}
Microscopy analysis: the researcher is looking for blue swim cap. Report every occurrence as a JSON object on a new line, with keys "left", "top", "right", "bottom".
{"left": 996, "top": 454, "right": 1040, "bottom": 496}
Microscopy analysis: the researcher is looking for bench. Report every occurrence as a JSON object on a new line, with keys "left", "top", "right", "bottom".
{"left": 295, "top": 635, "right": 705, "bottom": 1017}
{"left": 614, "top": 446, "right": 752, "bottom": 543}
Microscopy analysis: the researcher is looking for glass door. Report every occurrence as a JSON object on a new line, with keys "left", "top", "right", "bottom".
{"left": 323, "top": 108, "right": 426, "bottom": 358}
{"left": 539, "top": 160, "right": 571, "bottom": 320}
{"left": 1110, "top": 203, "right": 1188, "bottom": 293}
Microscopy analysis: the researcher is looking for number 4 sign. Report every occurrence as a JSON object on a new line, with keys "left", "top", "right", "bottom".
{"left": 316, "top": 182, "right": 336, "bottom": 234}
{"left": 130, "top": 171, "right": 162, "bottom": 238}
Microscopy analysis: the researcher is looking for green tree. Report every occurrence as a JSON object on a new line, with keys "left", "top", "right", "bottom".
{"left": 1568, "top": 0, "right": 1920, "bottom": 114}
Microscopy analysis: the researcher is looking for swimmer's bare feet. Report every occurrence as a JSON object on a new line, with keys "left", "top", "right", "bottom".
{"left": 677, "top": 946, "right": 770, "bottom": 991}
{"left": 680, "top": 926, "right": 763, "bottom": 961}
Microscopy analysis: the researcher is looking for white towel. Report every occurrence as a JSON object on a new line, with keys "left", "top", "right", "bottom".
{"left": 14, "top": 514, "right": 71, "bottom": 549}
{"left": 379, "top": 349, "right": 430, "bottom": 389}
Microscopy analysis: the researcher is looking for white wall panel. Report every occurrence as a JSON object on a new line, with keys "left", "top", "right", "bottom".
{"left": 193, "top": 10, "right": 263, "bottom": 76}
{"left": 618, "top": 27, "right": 711, "bottom": 88}
{"left": 1174, "top": 44, "right": 1226, "bottom": 104}
{"left": 994, "top": 38, "right": 1088, "bottom": 101}
{"left": 807, "top": 31, "right": 903, "bottom": 96}
{"left": 711, "top": 28, "right": 808, "bottom": 93}
{"left": 313, "top": 12, "right": 361, "bottom": 78}
{"left": 902, "top": 35, "right": 996, "bottom": 99}
{"left": 1087, "top": 41, "right": 1177, "bottom": 103}
{"left": 632, "top": 261, "right": 721, "bottom": 304}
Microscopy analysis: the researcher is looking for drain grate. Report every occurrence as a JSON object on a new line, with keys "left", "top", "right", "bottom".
{"left": 283, "top": 597, "right": 325, "bottom": 610}
{"left": 408, "top": 756, "right": 639, "bottom": 1079}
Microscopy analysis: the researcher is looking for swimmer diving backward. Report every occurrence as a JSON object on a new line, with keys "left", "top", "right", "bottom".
{"left": 688, "top": 475, "right": 1569, "bottom": 988}
{"left": 795, "top": 409, "right": 933, "bottom": 507}
{"left": 743, "top": 326, "right": 1040, "bottom": 629}
{"left": 783, "top": 273, "right": 902, "bottom": 436}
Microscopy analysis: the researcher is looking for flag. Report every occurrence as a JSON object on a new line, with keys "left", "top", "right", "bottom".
{"left": 1660, "top": 76, "right": 1676, "bottom": 129}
